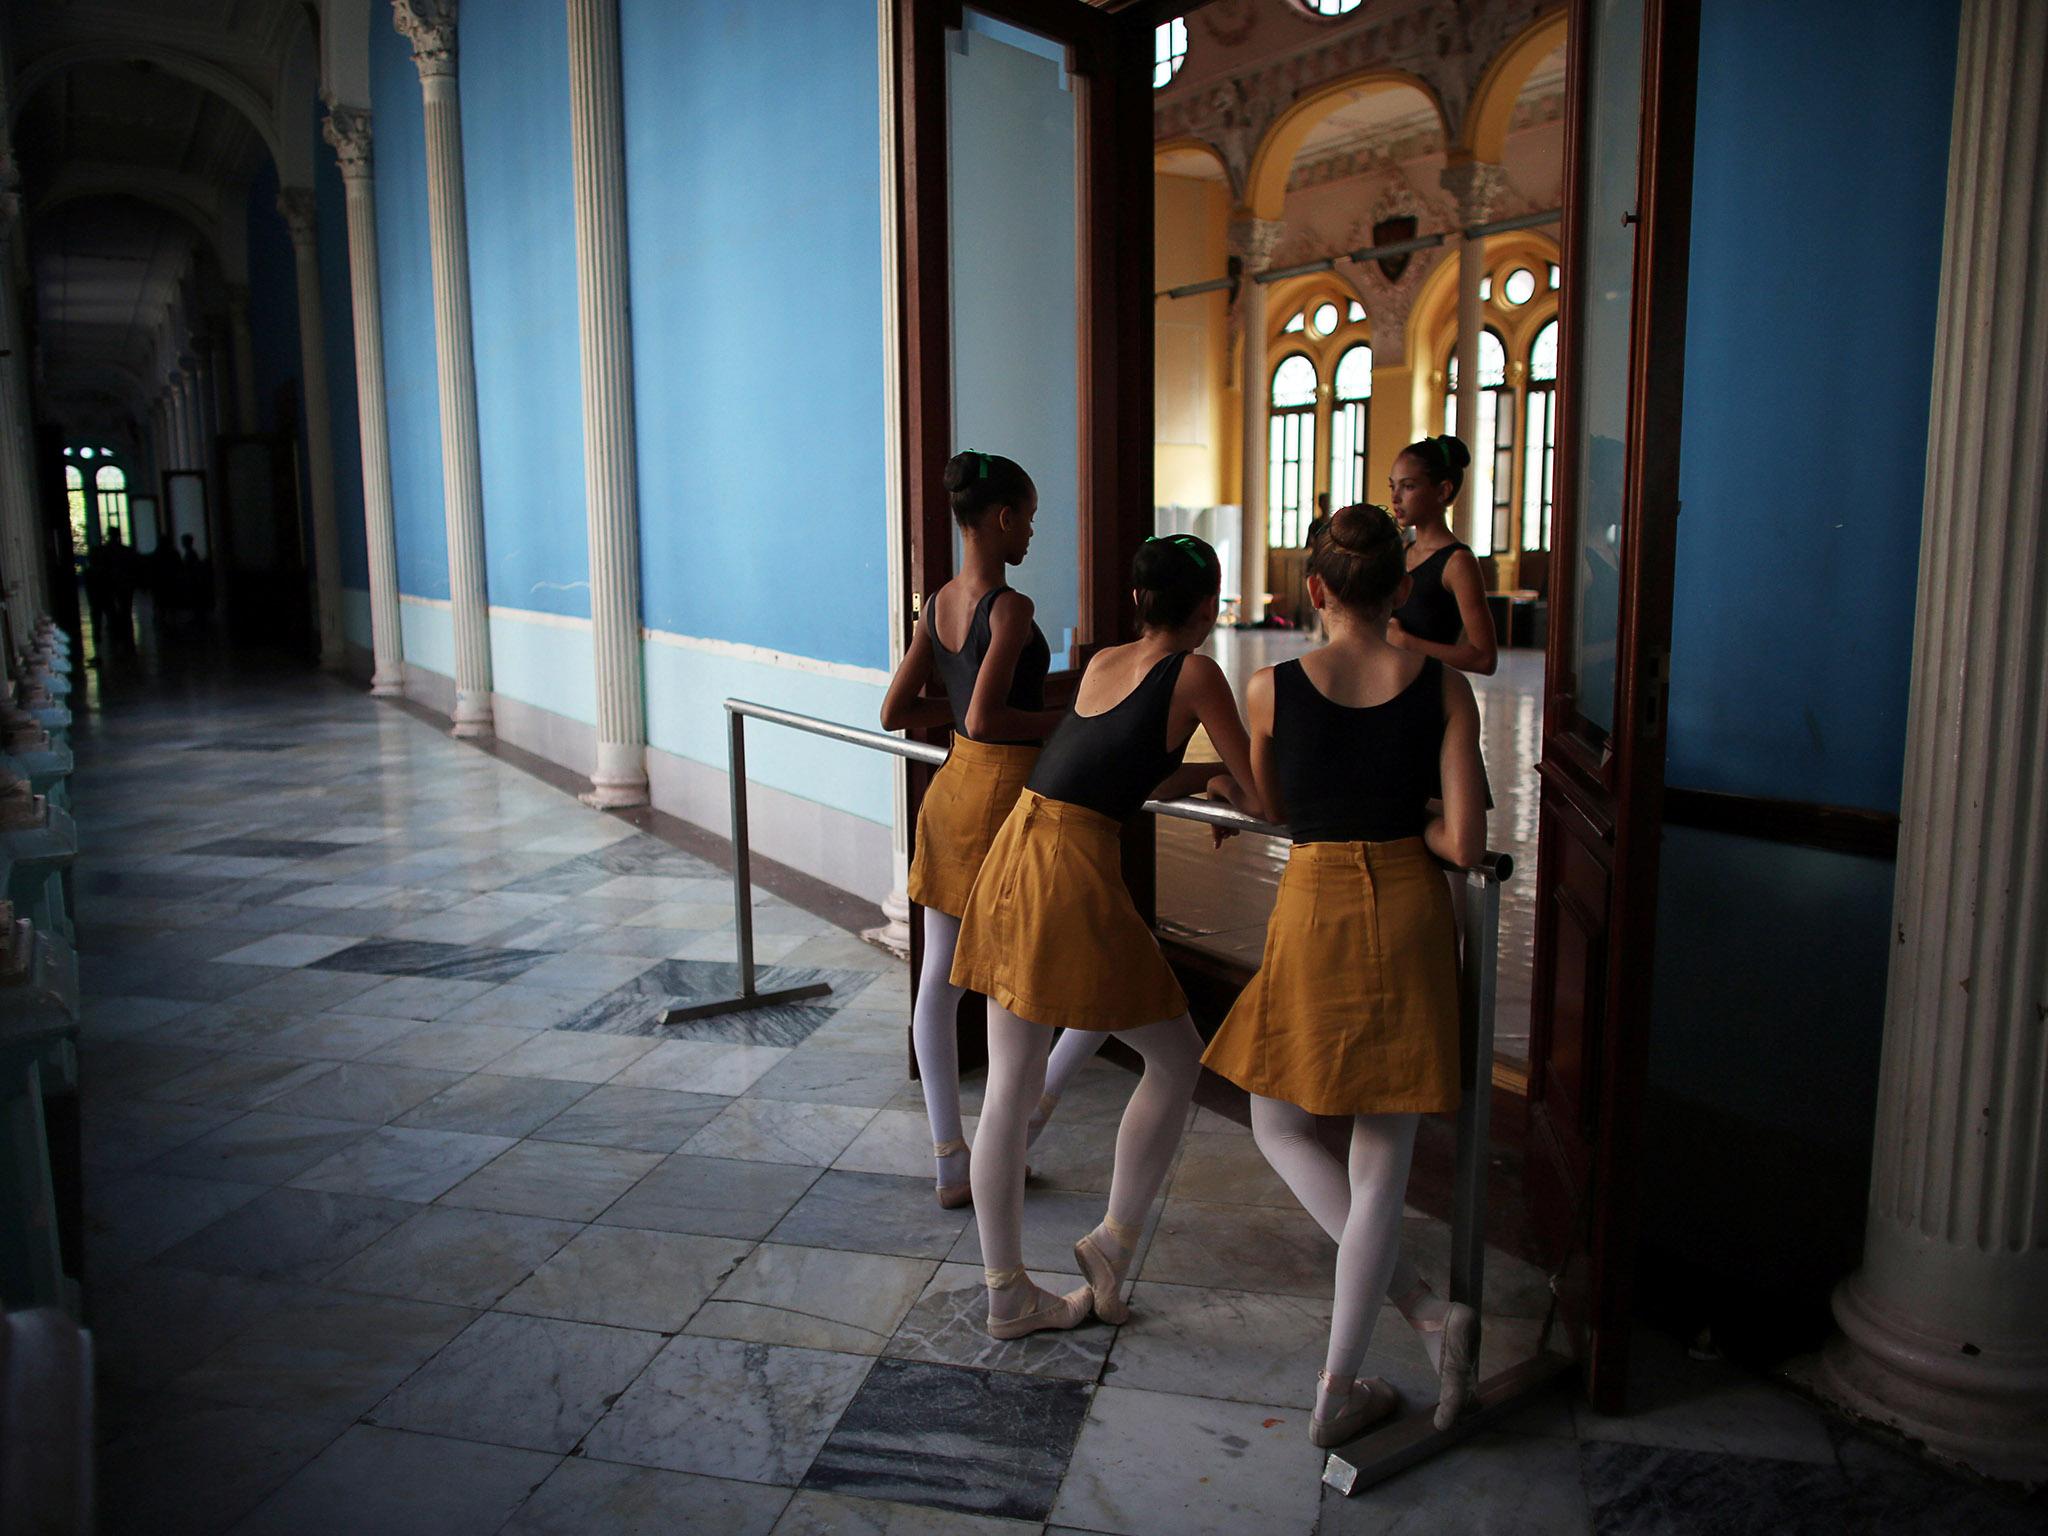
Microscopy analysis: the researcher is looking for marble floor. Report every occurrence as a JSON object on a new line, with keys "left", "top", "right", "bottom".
{"left": 67, "top": 664, "right": 2036, "bottom": 1534}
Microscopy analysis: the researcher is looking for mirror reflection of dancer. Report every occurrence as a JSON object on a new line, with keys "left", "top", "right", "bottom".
{"left": 1387, "top": 435, "right": 1498, "bottom": 677}
{"left": 1202, "top": 503, "right": 1487, "bottom": 1445}
{"left": 950, "top": 534, "right": 1264, "bottom": 1338}
{"left": 881, "top": 452, "right": 1069, "bottom": 1210}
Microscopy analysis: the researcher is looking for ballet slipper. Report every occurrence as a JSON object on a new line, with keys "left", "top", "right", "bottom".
{"left": 1025, "top": 1091, "right": 1059, "bottom": 1151}
{"left": 1073, "top": 1214, "right": 1142, "bottom": 1325}
{"left": 934, "top": 1138, "right": 971, "bottom": 1210}
{"left": 1433, "top": 1302, "right": 1479, "bottom": 1429}
{"left": 984, "top": 1266, "right": 1092, "bottom": 1340}
{"left": 1310, "top": 1371, "right": 1400, "bottom": 1448}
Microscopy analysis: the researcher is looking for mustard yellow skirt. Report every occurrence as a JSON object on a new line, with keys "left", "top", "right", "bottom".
{"left": 906, "top": 736, "right": 1041, "bottom": 919}
{"left": 950, "top": 789, "right": 1188, "bottom": 1032}
{"left": 1203, "top": 838, "right": 1461, "bottom": 1116}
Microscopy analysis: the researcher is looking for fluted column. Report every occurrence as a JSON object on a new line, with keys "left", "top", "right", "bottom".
{"left": 226, "top": 285, "right": 259, "bottom": 434}
{"left": 278, "top": 187, "right": 346, "bottom": 670}
{"left": 324, "top": 107, "right": 407, "bottom": 697}
{"left": 1822, "top": 0, "right": 2048, "bottom": 1483}
{"left": 1440, "top": 161, "right": 1508, "bottom": 549}
{"left": 1229, "top": 216, "right": 1283, "bottom": 622}
{"left": 564, "top": 0, "right": 648, "bottom": 806}
{"left": 394, "top": 0, "right": 492, "bottom": 737}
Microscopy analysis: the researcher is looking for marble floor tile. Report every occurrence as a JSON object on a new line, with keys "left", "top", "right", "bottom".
{"left": 629, "top": 900, "right": 733, "bottom": 930}
{"left": 505, "top": 1460, "right": 791, "bottom": 1536}
{"left": 508, "top": 949, "right": 664, "bottom": 993}
{"left": 129, "top": 958, "right": 278, "bottom": 1004}
{"left": 341, "top": 974, "right": 504, "bottom": 1022}
{"left": 749, "top": 1048, "right": 911, "bottom": 1109}
{"left": 81, "top": 993, "right": 205, "bottom": 1041}
{"left": 97, "top": 1395, "right": 342, "bottom": 1536}
{"left": 325, "top": 1205, "right": 582, "bottom": 1308}
{"left": 1321, "top": 1428, "right": 1592, "bottom": 1535}
{"left": 767, "top": 1170, "right": 972, "bottom": 1261}
{"left": 175, "top": 1287, "right": 475, "bottom": 1424}
{"left": 834, "top": 1109, "right": 981, "bottom": 1181}
{"left": 668, "top": 928, "right": 813, "bottom": 964}
{"left": 227, "top": 1424, "right": 557, "bottom": 1536}
{"left": 277, "top": 882, "right": 404, "bottom": 910}
{"left": 803, "top": 1357, "right": 1090, "bottom": 1523}
{"left": 1105, "top": 1282, "right": 1339, "bottom": 1406}
{"left": 228, "top": 967, "right": 391, "bottom": 1013}
{"left": 361, "top": 1020, "right": 531, "bottom": 1072}
{"left": 884, "top": 1262, "right": 1113, "bottom": 1383}
{"left": 690, "top": 1243, "right": 935, "bottom": 1356}
{"left": 772, "top": 1490, "right": 1041, "bottom": 1536}
{"left": 681, "top": 1098, "right": 878, "bottom": 1168}
{"left": 254, "top": 1012, "right": 426, "bottom": 1061}
{"left": 370, "top": 1310, "right": 665, "bottom": 1453}
{"left": 582, "top": 1335, "right": 872, "bottom": 1486}
{"left": 148, "top": 1002, "right": 311, "bottom": 1054}
{"left": 1395, "top": 1212, "right": 1556, "bottom": 1322}
{"left": 143, "top": 1051, "right": 339, "bottom": 1111}
{"left": 1167, "top": 1130, "right": 1301, "bottom": 1208}
{"left": 1571, "top": 1329, "right": 1836, "bottom": 1465}
{"left": 566, "top": 960, "right": 870, "bottom": 1046}
{"left": 395, "top": 1073, "right": 596, "bottom": 1137}
{"left": 946, "top": 1188, "right": 1106, "bottom": 1278}
{"left": 803, "top": 1008, "right": 908, "bottom": 1054}
{"left": 261, "top": 1061, "right": 467, "bottom": 1124}
{"left": 586, "top": 873, "right": 715, "bottom": 902}
{"left": 1833, "top": 1428, "right": 2047, "bottom": 1535}
{"left": 85, "top": 1171, "right": 272, "bottom": 1274}
{"left": 83, "top": 1099, "right": 242, "bottom": 1172}
{"left": 436, "top": 984, "right": 607, "bottom": 1030}
{"left": 159, "top": 1186, "right": 422, "bottom": 1280}
{"left": 528, "top": 1084, "right": 726, "bottom": 1152}
{"left": 215, "top": 932, "right": 362, "bottom": 967}
{"left": 597, "top": 1152, "right": 821, "bottom": 1240}
{"left": 581, "top": 923, "right": 709, "bottom": 957}
{"left": 439, "top": 1138, "right": 662, "bottom": 1221}
{"left": 1048, "top": 1383, "right": 1324, "bottom": 1536}
{"left": 311, "top": 937, "right": 553, "bottom": 983}
{"left": 1578, "top": 1440, "right": 1858, "bottom": 1536}
{"left": 773, "top": 934, "right": 900, "bottom": 973}
{"left": 1012, "top": 1115, "right": 1118, "bottom": 1196}
{"left": 750, "top": 901, "right": 835, "bottom": 937}
{"left": 153, "top": 1111, "right": 375, "bottom": 1185}
{"left": 611, "top": 1039, "right": 791, "bottom": 1096}
{"left": 501, "top": 1225, "right": 752, "bottom": 1332}
{"left": 1140, "top": 1197, "right": 1339, "bottom": 1298}
{"left": 89, "top": 1268, "right": 311, "bottom": 1401}
{"left": 486, "top": 1028, "right": 659, "bottom": 1083}
{"left": 290, "top": 1126, "right": 518, "bottom": 1202}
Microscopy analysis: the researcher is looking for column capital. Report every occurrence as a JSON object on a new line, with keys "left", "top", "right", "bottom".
{"left": 322, "top": 106, "right": 374, "bottom": 181}
{"left": 276, "top": 185, "right": 317, "bottom": 248}
{"left": 393, "top": 0, "right": 458, "bottom": 79}
{"left": 1439, "top": 160, "right": 1512, "bottom": 229}
{"left": 1226, "top": 215, "right": 1286, "bottom": 271}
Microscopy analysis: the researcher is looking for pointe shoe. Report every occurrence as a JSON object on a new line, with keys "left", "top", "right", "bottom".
{"left": 1025, "top": 1091, "right": 1059, "bottom": 1151}
{"left": 1073, "top": 1216, "right": 1142, "bottom": 1325}
{"left": 984, "top": 1267, "right": 1093, "bottom": 1340}
{"left": 1433, "top": 1302, "right": 1479, "bottom": 1429}
{"left": 1310, "top": 1372, "right": 1400, "bottom": 1448}
{"left": 934, "top": 1139, "right": 971, "bottom": 1210}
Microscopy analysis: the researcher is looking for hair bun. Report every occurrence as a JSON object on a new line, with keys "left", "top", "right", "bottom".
{"left": 941, "top": 452, "right": 979, "bottom": 494}
{"left": 1327, "top": 502, "right": 1397, "bottom": 556}
{"left": 1432, "top": 434, "right": 1472, "bottom": 471}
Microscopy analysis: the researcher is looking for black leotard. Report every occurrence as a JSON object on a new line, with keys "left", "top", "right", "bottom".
{"left": 1393, "top": 542, "right": 1468, "bottom": 645}
{"left": 1026, "top": 652, "right": 1191, "bottom": 821}
{"left": 1273, "top": 658, "right": 1443, "bottom": 844}
{"left": 928, "top": 586, "right": 1051, "bottom": 745}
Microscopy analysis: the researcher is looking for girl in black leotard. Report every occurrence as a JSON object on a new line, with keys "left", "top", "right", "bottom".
{"left": 881, "top": 451, "right": 1068, "bottom": 1210}
{"left": 1387, "top": 436, "right": 1499, "bottom": 677}
{"left": 949, "top": 535, "right": 1264, "bottom": 1339}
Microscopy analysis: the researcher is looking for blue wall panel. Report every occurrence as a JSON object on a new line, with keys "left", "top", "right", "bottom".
{"left": 462, "top": 0, "right": 590, "bottom": 620}
{"left": 314, "top": 95, "right": 370, "bottom": 593}
{"left": 371, "top": 13, "right": 449, "bottom": 600}
{"left": 1669, "top": 0, "right": 1957, "bottom": 813}
{"left": 619, "top": 0, "right": 887, "bottom": 668}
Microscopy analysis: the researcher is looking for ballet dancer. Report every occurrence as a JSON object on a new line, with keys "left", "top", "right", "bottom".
{"left": 1386, "top": 435, "right": 1498, "bottom": 676}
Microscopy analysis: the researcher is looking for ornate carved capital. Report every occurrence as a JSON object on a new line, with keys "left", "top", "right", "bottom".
{"left": 1226, "top": 216, "right": 1287, "bottom": 272}
{"left": 276, "top": 186, "right": 318, "bottom": 248}
{"left": 393, "top": 0, "right": 458, "bottom": 79}
{"left": 323, "top": 106, "right": 373, "bottom": 180}
{"left": 1438, "top": 160, "right": 1512, "bottom": 228}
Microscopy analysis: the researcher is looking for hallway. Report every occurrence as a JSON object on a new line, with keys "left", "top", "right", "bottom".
{"left": 65, "top": 664, "right": 2026, "bottom": 1536}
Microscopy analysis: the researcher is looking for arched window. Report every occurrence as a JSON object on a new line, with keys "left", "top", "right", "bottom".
{"left": 95, "top": 464, "right": 132, "bottom": 547}
{"left": 1328, "top": 344, "right": 1373, "bottom": 510}
{"left": 1152, "top": 18, "right": 1186, "bottom": 88}
{"left": 1302, "top": 0, "right": 1364, "bottom": 12}
{"left": 1444, "top": 328, "right": 1511, "bottom": 557}
{"left": 1268, "top": 353, "right": 1319, "bottom": 548}
{"left": 1522, "top": 320, "right": 1559, "bottom": 552}
{"left": 65, "top": 464, "right": 89, "bottom": 561}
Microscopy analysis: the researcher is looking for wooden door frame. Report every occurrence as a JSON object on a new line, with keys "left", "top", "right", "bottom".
{"left": 1529, "top": 0, "right": 1698, "bottom": 1411}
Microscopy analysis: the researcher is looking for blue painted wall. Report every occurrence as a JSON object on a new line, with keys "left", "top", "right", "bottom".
{"left": 370, "top": 12, "right": 448, "bottom": 600}
{"left": 462, "top": 0, "right": 590, "bottom": 621}
{"left": 314, "top": 95, "right": 370, "bottom": 596}
{"left": 245, "top": 160, "right": 305, "bottom": 505}
{"left": 619, "top": 0, "right": 887, "bottom": 668}
{"left": 1667, "top": 0, "right": 1957, "bottom": 813}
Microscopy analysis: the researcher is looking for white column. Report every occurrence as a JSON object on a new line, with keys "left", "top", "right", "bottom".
{"left": 323, "top": 107, "right": 407, "bottom": 697}
{"left": 564, "top": 0, "right": 649, "bottom": 807}
{"left": 394, "top": 0, "right": 493, "bottom": 737}
{"left": 227, "top": 285, "right": 259, "bottom": 434}
{"left": 1440, "top": 161, "right": 1508, "bottom": 549}
{"left": 278, "top": 187, "right": 346, "bottom": 671}
{"left": 1822, "top": 0, "right": 2048, "bottom": 1484}
{"left": 1229, "top": 216, "right": 1283, "bottom": 622}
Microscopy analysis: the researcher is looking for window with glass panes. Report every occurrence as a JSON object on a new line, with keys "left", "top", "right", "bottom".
{"left": 1328, "top": 344, "right": 1372, "bottom": 510}
{"left": 1153, "top": 18, "right": 1186, "bottom": 88}
{"left": 1268, "top": 353, "right": 1319, "bottom": 548}
{"left": 65, "top": 464, "right": 89, "bottom": 558}
{"left": 1522, "top": 319, "right": 1559, "bottom": 552}
{"left": 1444, "top": 328, "right": 1510, "bottom": 557}
{"left": 95, "top": 465, "right": 132, "bottom": 546}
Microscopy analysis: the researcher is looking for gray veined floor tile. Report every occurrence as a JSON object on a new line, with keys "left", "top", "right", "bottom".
{"left": 833, "top": 1109, "right": 981, "bottom": 1181}
{"left": 214, "top": 932, "right": 362, "bottom": 967}
{"left": 1571, "top": 1327, "right": 1836, "bottom": 1465}
{"left": 771, "top": 1490, "right": 1041, "bottom": 1536}
{"left": 84, "top": 1171, "right": 272, "bottom": 1275}
{"left": 147, "top": 1002, "right": 314, "bottom": 1054}
{"left": 152, "top": 1111, "right": 376, "bottom": 1185}
{"left": 1139, "top": 1197, "right": 1339, "bottom": 1299}
{"left": 581, "top": 1334, "right": 872, "bottom": 1486}
{"left": 610, "top": 1039, "right": 792, "bottom": 1096}
{"left": 226, "top": 1424, "right": 557, "bottom": 1536}
{"left": 369, "top": 1310, "right": 666, "bottom": 1454}
{"left": 255, "top": 1011, "right": 428, "bottom": 1062}
{"left": 1167, "top": 1130, "right": 1303, "bottom": 1208}
{"left": 325, "top": 1204, "right": 584, "bottom": 1308}
{"left": 436, "top": 983, "right": 611, "bottom": 1030}
{"left": 289, "top": 1125, "right": 518, "bottom": 1202}
{"left": 80, "top": 1040, "right": 221, "bottom": 1099}
{"left": 506, "top": 949, "right": 665, "bottom": 993}
{"left": 688, "top": 1243, "right": 936, "bottom": 1356}
{"left": 83, "top": 1099, "right": 242, "bottom": 1174}
{"left": 142, "top": 1052, "right": 339, "bottom": 1111}
{"left": 748, "top": 1048, "right": 911, "bottom": 1109}
{"left": 90, "top": 1268, "right": 313, "bottom": 1402}
{"left": 393, "top": 1073, "right": 593, "bottom": 1137}
{"left": 438, "top": 1138, "right": 663, "bottom": 1221}
{"left": 766, "top": 1169, "right": 972, "bottom": 1261}
{"left": 500, "top": 1225, "right": 752, "bottom": 1332}
{"left": 157, "top": 1184, "right": 421, "bottom": 1280}
{"left": 341, "top": 974, "right": 504, "bottom": 1022}
{"left": 680, "top": 1098, "right": 878, "bottom": 1168}
{"left": 945, "top": 1188, "right": 1106, "bottom": 1278}
{"left": 97, "top": 1395, "right": 342, "bottom": 1536}
{"left": 528, "top": 1083, "right": 727, "bottom": 1152}
{"left": 361, "top": 1019, "right": 532, "bottom": 1072}
{"left": 1105, "top": 1283, "right": 1339, "bottom": 1407}
{"left": 261, "top": 1061, "right": 468, "bottom": 1125}
{"left": 485, "top": 1028, "right": 659, "bottom": 1084}
{"left": 227, "top": 967, "right": 391, "bottom": 1013}
{"left": 598, "top": 1152, "right": 822, "bottom": 1240}
{"left": 504, "top": 1460, "right": 791, "bottom": 1536}
{"left": 309, "top": 937, "right": 555, "bottom": 983}
{"left": 81, "top": 993, "right": 205, "bottom": 1041}
{"left": 1321, "top": 1428, "right": 1592, "bottom": 1535}
{"left": 885, "top": 1261, "right": 1113, "bottom": 1383}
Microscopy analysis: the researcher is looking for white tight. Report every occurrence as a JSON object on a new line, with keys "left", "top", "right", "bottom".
{"left": 973, "top": 1001, "right": 1202, "bottom": 1282}
{"left": 1041, "top": 1025, "right": 1107, "bottom": 1108}
{"left": 1250, "top": 1096, "right": 1423, "bottom": 1384}
{"left": 912, "top": 911, "right": 970, "bottom": 1178}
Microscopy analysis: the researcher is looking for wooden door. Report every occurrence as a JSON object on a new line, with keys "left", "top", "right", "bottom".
{"left": 1527, "top": 0, "right": 1699, "bottom": 1411}
{"left": 893, "top": 0, "right": 1157, "bottom": 1034}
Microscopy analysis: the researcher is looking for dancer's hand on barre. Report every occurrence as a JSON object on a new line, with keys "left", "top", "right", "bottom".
{"left": 1204, "top": 773, "right": 1252, "bottom": 846}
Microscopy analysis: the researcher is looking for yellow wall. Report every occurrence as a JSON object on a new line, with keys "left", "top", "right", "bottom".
{"left": 1153, "top": 171, "right": 1233, "bottom": 509}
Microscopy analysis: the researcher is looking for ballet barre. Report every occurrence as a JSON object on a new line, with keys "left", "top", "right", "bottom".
{"left": 661, "top": 698, "right": 1565, "bottom": 1494}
